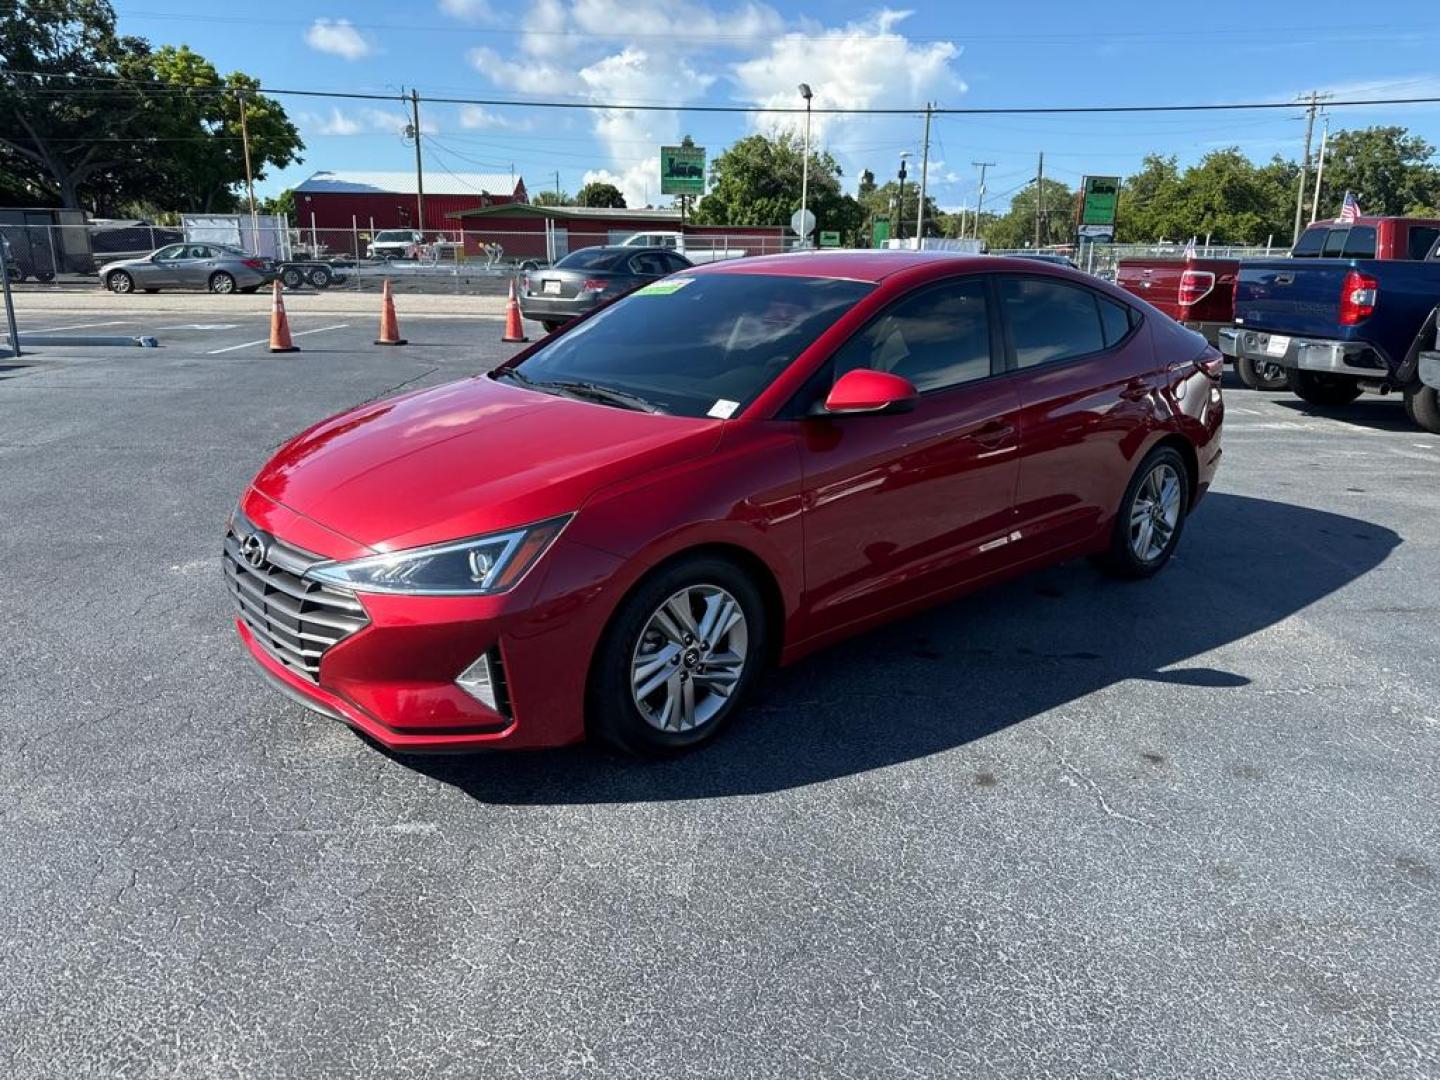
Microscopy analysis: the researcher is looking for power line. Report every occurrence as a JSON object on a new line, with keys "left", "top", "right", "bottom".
{"left": 7, "top": 70, "right": 1440, "bottom": 116}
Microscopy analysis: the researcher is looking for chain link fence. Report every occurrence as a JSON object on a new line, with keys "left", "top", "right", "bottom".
{"left": 0, "top": 219, "right": 798, "bottom": 296}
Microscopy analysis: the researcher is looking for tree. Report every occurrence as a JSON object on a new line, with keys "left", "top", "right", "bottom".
{"left": 978, "top": 178, "right": 1075, "bottom": 249}
{"left": 856, "top": 177, "right": 944, "bottom": 242}
{"left": 0, "top": 1, "right": 302, "bottom": 212}
{"left": 1116, "top": 150, "right": 1295, "bottom": 244}
{"left": 533, "top": 189, "right": 573, "bottom": 207}
{"left": 694, "top": 132, "right": 864, "bottom": 243}
{"left": 1316, "top": 126, "right": 1440, "bottom": 218}
{"left": 258, "top": 188, "right": 296, "bottom": 220}
{"left": 576, "top": 181, "right": 625, "bottom": 208}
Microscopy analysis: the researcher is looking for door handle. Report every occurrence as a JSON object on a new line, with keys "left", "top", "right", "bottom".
{"left": 968, "top": 421, "right": 1015, "bottom": 448}
{"left": 1119, "top": 378, "right": 1150, "bottom": 402}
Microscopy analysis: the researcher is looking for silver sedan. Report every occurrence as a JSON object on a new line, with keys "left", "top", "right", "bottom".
{"left": 99, "top": 244, "right": 276, "bottom": 295}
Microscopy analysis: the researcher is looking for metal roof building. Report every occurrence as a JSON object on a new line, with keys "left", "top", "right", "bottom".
{"left": 293, "top": 170, "right": 528, "bottom": 233}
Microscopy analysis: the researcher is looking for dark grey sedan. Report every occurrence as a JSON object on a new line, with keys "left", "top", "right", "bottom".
{"left": 519, "top": 246, "right": 692, "bottom": 332}
{"left": 99, "top": 243, "right": 275, "bottom": 295}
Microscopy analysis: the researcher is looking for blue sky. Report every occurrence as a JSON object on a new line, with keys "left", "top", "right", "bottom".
{"left": 112, "top": 0, "right": 1440, "bottom": 212}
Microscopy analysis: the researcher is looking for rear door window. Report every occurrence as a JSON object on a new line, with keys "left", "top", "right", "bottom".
{"left": 1321, "top": 228, "right": 1349, "bottom": 257}
{"left": 999, "top": 276, "right": 1107, "bottom": 368}
{"left": 1406, "top": 226, "right": 1439, "bottom": 260}
{"left": 1098, "top": 295, "right": 1133, "bottom": 347}
{"left": 1291, "top": 227, "right": 1327, "bottom": 257}
{"left": 1341, "top": 227, "right": 1376, "bottom": 258}
{"left": 628, "top": 253, "right": 668, "bottom": 276}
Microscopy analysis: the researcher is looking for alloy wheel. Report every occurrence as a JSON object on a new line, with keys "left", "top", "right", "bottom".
{"left": 630, "top": 584, "right": 748, "bottom": 733}
{"left": 1129, "top": 462, "right": 1182, "bottom": 562}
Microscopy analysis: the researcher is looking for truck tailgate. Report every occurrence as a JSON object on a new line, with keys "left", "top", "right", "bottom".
{"left": 1234, "top": 259, "right": 1348, "bottom": 335}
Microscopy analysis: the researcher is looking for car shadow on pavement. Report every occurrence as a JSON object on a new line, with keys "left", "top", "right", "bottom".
{"left": 395, "top": 492, "right": 1399, "bottom": 803}
{"left": 1271, "top": 396, "right": 1418, "bottom": 433}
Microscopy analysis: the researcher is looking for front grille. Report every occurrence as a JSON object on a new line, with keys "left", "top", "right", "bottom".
{"left": 223, "top": 515, "right": 368, "bottom": 683}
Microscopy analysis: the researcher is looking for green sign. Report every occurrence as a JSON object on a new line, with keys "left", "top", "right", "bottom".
{"left": 819, "top": 230, "right": 841, "bottom": 248}
{"left": 871, "top": 215, "right": 891, "bottom": 248}
{"left": 660, "top": 145, "right": 706, "bottom": 196}
{"left": 1079, "top": 176, "right": 1120, "bottom": 226}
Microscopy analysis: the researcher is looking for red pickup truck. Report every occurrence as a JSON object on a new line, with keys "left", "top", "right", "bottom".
{"left": 1116, "top": 216, "right": 1440, "bottom": 391}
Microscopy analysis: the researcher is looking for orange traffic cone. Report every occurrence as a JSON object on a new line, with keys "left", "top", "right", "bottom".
{"left": 374, "top": 278, "right": 407, "bottom": 346}
{"left": 502, "top": 277, "right": 528, "bottom": 343}
{"left": 268, "top": 279, "right": 298, "bottom": 353}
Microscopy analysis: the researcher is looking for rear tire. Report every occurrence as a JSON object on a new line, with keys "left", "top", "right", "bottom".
{"left": 542, "top": 320, "right": 565, "bottom": 333}
{"left": 1404, "top": 383, "right": 1440, "bottom": 435}
{"left": 1237, "top": 355, "right": 1288, "bottom": 391}
{"left": 307, "top": 266, "right": 332, "bottom": 289}
{"left": 1287, "top": 368, "right": 1362, "bottom": 406}
{"left": 209, "top": 271, "right": 236, "bottom": 295}
{"left": 1094, "top": 446, "right": 1190, "bottom": 580}
{"left": 588, "top": 555, "right": 768, "bottom": 757}
{"left": 280, "top": 267, "right": 305, "bottom": 289}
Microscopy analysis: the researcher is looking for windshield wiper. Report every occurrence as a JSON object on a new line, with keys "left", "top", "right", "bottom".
{"left": 534, "top": 380, "right": 666, "bottom": 414}
{"left": 491, "top": 367, "right": 536, "bottom": 387}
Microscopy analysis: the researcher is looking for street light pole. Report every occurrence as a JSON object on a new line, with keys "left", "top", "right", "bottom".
{"left": 798, "top": 83, "right": 813, "bottom": 249}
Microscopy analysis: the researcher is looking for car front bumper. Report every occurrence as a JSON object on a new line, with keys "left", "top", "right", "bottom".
{"left": 1219, "top": 328, "right": 1387, "bottom": 378}
{"left": 230, "top": 492, "right": 626, "bottom": 752}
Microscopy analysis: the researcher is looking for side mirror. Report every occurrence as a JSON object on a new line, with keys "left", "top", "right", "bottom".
{"left": 822, "top": 368, "right": 919, "bottom": 415}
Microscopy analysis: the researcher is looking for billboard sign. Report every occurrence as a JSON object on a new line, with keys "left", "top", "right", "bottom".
{"left": 660, "top": 145, "right": 706, "bottom": 196}
{"left": 819, "top": 230, "right": 841, "bottom": 247}
{"left": 1079, "top": 176, "right": 1120, "bottom": 226}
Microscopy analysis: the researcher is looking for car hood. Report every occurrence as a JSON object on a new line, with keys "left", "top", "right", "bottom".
{"left": 251, "top": 375, "right": 723, "bottom": 552}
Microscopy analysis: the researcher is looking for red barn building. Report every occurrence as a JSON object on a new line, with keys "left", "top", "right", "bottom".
{"left": 293, "top": 170, "right": 527, "bottom": 235}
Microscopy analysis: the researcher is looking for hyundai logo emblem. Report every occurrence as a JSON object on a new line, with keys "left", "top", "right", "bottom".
{"left": 239, "top": 532, "right": 268, "bottom": 569}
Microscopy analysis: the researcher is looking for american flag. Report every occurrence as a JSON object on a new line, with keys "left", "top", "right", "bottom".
{"left": 1183, "top": 235, "right": 1198, "bottom": 259}
{"left": 1339, "top": 191, "right": 1361, "bottom": 223}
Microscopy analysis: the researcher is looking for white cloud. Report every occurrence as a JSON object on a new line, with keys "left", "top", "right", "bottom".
{"left": 733, "top": 9, "right": 964, "bottom": 153}
{"left": 302, "top": 107, "right": 436, "bottom": 137}
{"left": 304, "top": 18, "right": 372, "bottom": 61}
{"left": 437, "top": 0, "right": 493, "bottom": 20}
{"left": 521, "top": 0, "right": 571, "bottom": 58}
{"left": 459, "top": 105, "right": 534, "bottom": 132}
{"left": 467, "top": 47, "right": 565, "bottom": 95}
{"left": 570, "top": 0, "right": 783, "bottom": 45}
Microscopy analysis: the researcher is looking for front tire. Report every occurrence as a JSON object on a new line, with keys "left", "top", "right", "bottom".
{"left": 280, "top": 267, "right": 305, "bottom": 289}
{"left": 588, "top": 555, "right": 768, "bottom": 756}
{"left": 1095, "top": 446, "right": 1190, "bottom": 579}
{"left": 107, "top": 270, "right": 134, "bottom": 294}
{"left": 1287, "top": 368, "right": 1362, "bottom": 406}
{"left": 209, "top": 271, "right": 237, "bottom": 295}
{"left": 1237, "top": 355, "right": 1288, "bottom": 391}
{"left": 1404, "top": 383, "right": 1440, "bottom": 434}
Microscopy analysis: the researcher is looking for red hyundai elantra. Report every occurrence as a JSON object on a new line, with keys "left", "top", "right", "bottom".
{"left": 226, "top": 252, "right": 1223, "bottom": 755}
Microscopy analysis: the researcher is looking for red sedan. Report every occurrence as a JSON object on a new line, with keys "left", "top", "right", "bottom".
{"left": 226, "top": 252, "right": 1223, "bottom": 755}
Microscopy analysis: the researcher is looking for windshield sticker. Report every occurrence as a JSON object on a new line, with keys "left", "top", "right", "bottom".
{"left": 634, "top": 277, "right": 695, "bottom": 296}
{"left": 707, "top": 399, "right": 740, "bottom": 419}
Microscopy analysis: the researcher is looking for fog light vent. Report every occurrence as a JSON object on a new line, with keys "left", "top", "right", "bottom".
{"left": 456, "top": 648, "right": 512, "bottom": 718}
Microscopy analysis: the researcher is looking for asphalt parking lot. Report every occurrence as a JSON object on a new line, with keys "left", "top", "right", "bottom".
{"left": 1, "top": 299, "right": 1437, "bottom": 1078}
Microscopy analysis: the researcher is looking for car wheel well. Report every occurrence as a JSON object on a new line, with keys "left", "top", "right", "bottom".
{"left": 1152, "top": 433, "right": 1197, "bottom": 502}
{"left": 595, "top": 542, "right": 786, "bottom": 676}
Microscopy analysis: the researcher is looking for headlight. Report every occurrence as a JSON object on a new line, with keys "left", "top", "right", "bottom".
{"left": 304, "top": 516, "right": 571, "bottom": 596}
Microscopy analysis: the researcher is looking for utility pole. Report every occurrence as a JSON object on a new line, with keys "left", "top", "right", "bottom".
{"left": 1310, "top": 116, "right": 1330, "bottom": 224}
{"left": 554, "top": 170, "right": 561, "bottom": 200}
{"left": 896, "top": 153, "right": 910, "bottom": 243}
{"left": 1292, "top": 91, "right": 1330, "bottom": 244}
{"left": 916, "top": 103, "right": 933, "bottom": 244}
{"left": 236, "top": 88, "right": 258, "bottom": 252}
{"left": 972, "top": 161, "right": 995, "bottom": 239}
{"left": 408, "top": 89, "right": 426, "bottom": 234}
{"left": 1035, "top": 152, "right": 1045, "bottom": 249}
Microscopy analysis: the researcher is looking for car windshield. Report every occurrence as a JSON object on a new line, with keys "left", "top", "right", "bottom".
{"left": 555, "top": 248, "right": 627, "bottom": 271}
{"left": 374, "top": 231, "right": 411, "bottom": 242}
{"left": 501, "top": 273, "right": 873, "bottom": 418}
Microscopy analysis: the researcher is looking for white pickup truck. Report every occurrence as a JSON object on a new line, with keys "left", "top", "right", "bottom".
{"left": 619, "top": 231, "right": 746, "bottom": 263}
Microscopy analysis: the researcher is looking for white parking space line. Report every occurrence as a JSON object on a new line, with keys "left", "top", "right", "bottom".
{"left": 207, "top": 324, "right": 350, "bottom": 355}
{"left": 155, "top": 323, "right": 241, "bottom": 331}
{"left": 18, "top": 320, "right": 133, "bottom": 334}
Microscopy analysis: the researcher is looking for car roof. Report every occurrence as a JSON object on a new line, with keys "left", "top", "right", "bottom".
{"left": 690, "top": 250, "right": 1027, "bottom": 284}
